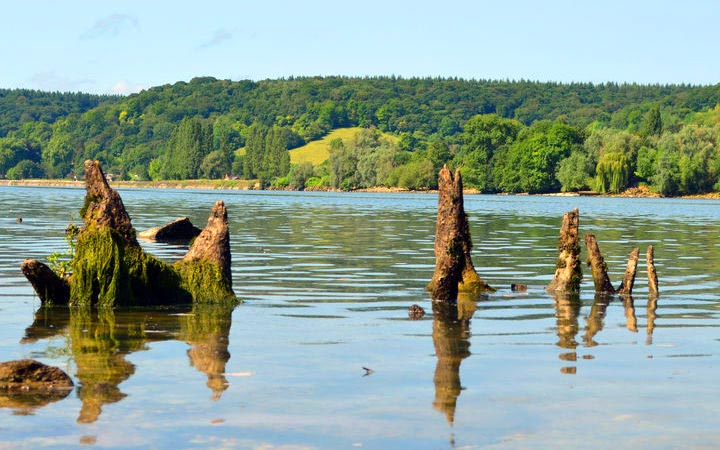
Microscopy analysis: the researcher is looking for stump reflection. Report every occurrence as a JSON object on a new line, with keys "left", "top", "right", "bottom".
{"left": 19, "top": 304, "right": 235, "bottom": 422}
{"left": 431, "top": 293, "right": 479, "bottom": 425}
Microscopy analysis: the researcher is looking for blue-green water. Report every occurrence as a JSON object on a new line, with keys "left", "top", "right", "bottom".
{"left": 1, "top": 187, "right": 719, "bottom": 449}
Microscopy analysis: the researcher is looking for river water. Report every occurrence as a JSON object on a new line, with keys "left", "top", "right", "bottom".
{"left": 1, "top": 187, "right": 719, "bottom": 449}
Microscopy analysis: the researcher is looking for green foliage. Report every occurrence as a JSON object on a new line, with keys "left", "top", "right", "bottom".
{"left": 160, "top": 117, "right": 213, "bottom": 179}
{"left": 327, "top": 128, "right": 402, "bottom": 189}
{"left": 4, "top": 77, "right": 720, "bottom": 196}
{"left": 389, "top": 159, "right": 436, "bottom": 190}
{"left": 635, "top": 146, "right": 658, "bottom": 181}
{"left": 595, "top": 152, "right": 630, "bottom": 193}
{"left": 650, "top": 124, "right": 719, "bottom": 195}
{"left": 641, "top": 105, "right": 663, "bottom": 137}
{"left": 200, "top": 150, "right": 230, "bottom": 179}
{"left": 47, "top": 223, "right": 79, "bottom": 278}
{"left": 6, "top": 159, "right": 46, "bottom": 179}
{"left": 556, "top": 152, "right": 593, "bottom": 192}
{"left": 454, "top": 114, "right": 522, "bottom": 191}
{"left": 287, "top": 162, "right": 315, "bottom": 189}
{"left": 495, "top": 121, "right": 584, "bottom": 193}
{"left": 304, "top": 176, "right": 324, "bottom": 188}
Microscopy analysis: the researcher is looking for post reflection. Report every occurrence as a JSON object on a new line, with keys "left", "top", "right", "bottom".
{"left": 646, "top": 294, "right": 658, "bottom": 344}
{"left": 553, "top": 292, "right": 656, "bottom": 374}
{"left": 431, "top": 293, "right": 478, "bottom": 425}
{"left": 20, "top": 304, "right": 235, "bottom": 423}
{"left": 552, "top": 293, "right": 581, "bottom": 374}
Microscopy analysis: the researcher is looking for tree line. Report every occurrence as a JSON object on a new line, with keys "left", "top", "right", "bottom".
{"left": 1, "top": 76, "right": 720, "bottom": 195}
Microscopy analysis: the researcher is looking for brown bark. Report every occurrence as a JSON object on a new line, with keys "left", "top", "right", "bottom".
{"left": 20, "top": 259, "right": 70, "bottom": 305}
{"left": 428, "top": 165, "right": 492, "bottom": 302}
{"left": 82, "top": 160, "right": 136, "bottom": 244}
{"left": 617, "top": 247, "right": 640, "bottom": 296}
{"left": 646, "top": 245, "right": 659, "bottom": 295}
{"left": 584, "top": 233, "right": 615, "bottom": 294}
{"left": 547, "top": 208, "right": 582, "bottom": 293}
{"left": 180, "top": 200, "right": 233, "bottom": 284}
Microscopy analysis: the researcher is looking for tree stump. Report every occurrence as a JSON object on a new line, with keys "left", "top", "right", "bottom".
{"left": 547, "top": 208, "right": 582, "bottom": 293}
{"left": 646, "top": 245, "right": 659, "bottom": 295}
{"left": 617, "top": 247, "right": 640, "bottom": 296}
{"left": 584, "top": 233, "right": 615, "bottom": 293}
{"left": 428, "top": 165, "right": 493, "bottom": 302}
{"left": 21, "top": 160, "right": 237, "bottom": 306}
{"left": 138, "top": 217, "right": 202, "bottom": 242}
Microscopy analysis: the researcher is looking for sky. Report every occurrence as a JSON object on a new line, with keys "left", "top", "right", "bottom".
{"left": 3, "top": 0, "right": 719, "bottom": 95}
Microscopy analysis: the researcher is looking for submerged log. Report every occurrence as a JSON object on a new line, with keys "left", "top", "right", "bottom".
{"left": 138, "top": 217, "right": 202, "bottom": 242}
{"left": 584, "top": 233, "right": 615, "bottom": 294}
{"left": 21, "top": 160, "right": 237, "bottom": 306}
{"left": 617, "top": 247, "right": 640, "bottom": 296}
{"left": 646, "top": 245, "right": 659, "bottom": 295}
{"left": 428, "top": 165, "right": 493, "bottom": 302}
{"left": 20, "top": 259, "right": 70, "bottom": 304}
{"left": 547, "top": 208, "right": 582, "bottom": 293}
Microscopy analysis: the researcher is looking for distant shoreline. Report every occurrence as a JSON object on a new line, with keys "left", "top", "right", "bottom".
{"left": 2, "top": 178, "right": 719, "bottom": 199}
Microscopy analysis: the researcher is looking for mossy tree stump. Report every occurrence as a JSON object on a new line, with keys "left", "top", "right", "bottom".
{"left": 21, "top": 160, "right": 237, "bottom": 307}
{"left": 428, "top": 165, "right": 493, "bottom": 302}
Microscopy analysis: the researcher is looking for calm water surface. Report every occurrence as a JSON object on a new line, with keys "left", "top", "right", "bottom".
{"left": 1, "top": 187, "right": 719, "bottom": 449}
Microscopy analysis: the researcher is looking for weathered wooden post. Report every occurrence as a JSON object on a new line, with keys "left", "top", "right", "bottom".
{"left": 584, "top": 233, "right": 614, "bottom": 293}
{"left": 547, "top": 208, "right": 582, "bottom": 293}
{"left": 428, "top": 165, "right": 493, "bottom": 302}
{"left": 617, "top": 247, "right": 640, "bottom": 296}
{"left": 646, "top": 245, "right": 659, "bottom": 295}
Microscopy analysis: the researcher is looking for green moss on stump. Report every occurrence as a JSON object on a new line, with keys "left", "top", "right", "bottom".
{"left": 70, "top": 226, "right": 196, "bottom": 307}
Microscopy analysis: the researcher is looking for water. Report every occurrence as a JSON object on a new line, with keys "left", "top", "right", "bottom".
{"left": 1, "top": 186, "right": 720, "bottom": 449}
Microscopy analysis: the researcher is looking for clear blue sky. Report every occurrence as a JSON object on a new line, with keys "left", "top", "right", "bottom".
{"left": 3, "top": 0, "right": 719, "bottom": 94}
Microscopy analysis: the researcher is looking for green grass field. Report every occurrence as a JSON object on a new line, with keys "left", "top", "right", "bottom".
{"left": 289, "top": 127, "right": 363, "bottom": 165}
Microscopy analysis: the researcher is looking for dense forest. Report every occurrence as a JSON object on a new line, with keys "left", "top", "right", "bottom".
{"left": 1, "top": 76, "right": 720, "bottom": 195}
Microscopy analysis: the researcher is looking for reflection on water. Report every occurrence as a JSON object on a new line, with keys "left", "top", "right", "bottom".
{"left": 20, "top": 304, "right": 235, "bottom": 423}
{"left": 431, "top": 294, "right": 479, "bottom": 425}
{"left": 2, "top": 188, "right": 720, "bottom": 448}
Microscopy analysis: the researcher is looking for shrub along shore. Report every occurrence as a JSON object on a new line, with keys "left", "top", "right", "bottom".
{"left": 5, "top": 177, "right": 718, "bottom": 198}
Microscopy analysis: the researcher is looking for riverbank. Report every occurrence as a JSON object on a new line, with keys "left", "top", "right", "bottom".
{"left": 1, "top": 178, "right": 717, "bottom": 199}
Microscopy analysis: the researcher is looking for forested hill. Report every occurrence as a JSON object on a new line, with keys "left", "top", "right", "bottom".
{"left": 0, "top": 89, "right": 115, "bottom": 137}
{"left": 2, "top": 76, "right": 720, "bottom": 196}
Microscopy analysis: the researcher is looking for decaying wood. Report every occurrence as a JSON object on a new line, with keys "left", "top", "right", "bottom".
{"left": 617, "top": 247, "right": 639, "bottom": 296}
{"left": 21, "top": 160, "right": 237, "bottom": 306}
{"left": 428, "top": 165, "right": 492, "bottom": 302}
{"left": 138, "top": 217, "right": 201, "bottom": 242}
{"left": 547, "top": 208, "right": 582, "bottom": 293}
{"left": 584, "top": 233, "right": 615, "bottom": 294}
{"left": 584, "top": 234, "right": 643, "bottom": 296}
{"left": 20, "top": 259, "right": 70, "bottom": 304}
{"left": 646, "top": 245, "right": 659, "bottom": 295}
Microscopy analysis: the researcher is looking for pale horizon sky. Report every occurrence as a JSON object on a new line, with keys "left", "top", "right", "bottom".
{"left": 3, "top": 0, "right": 719, "bottom": 95}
